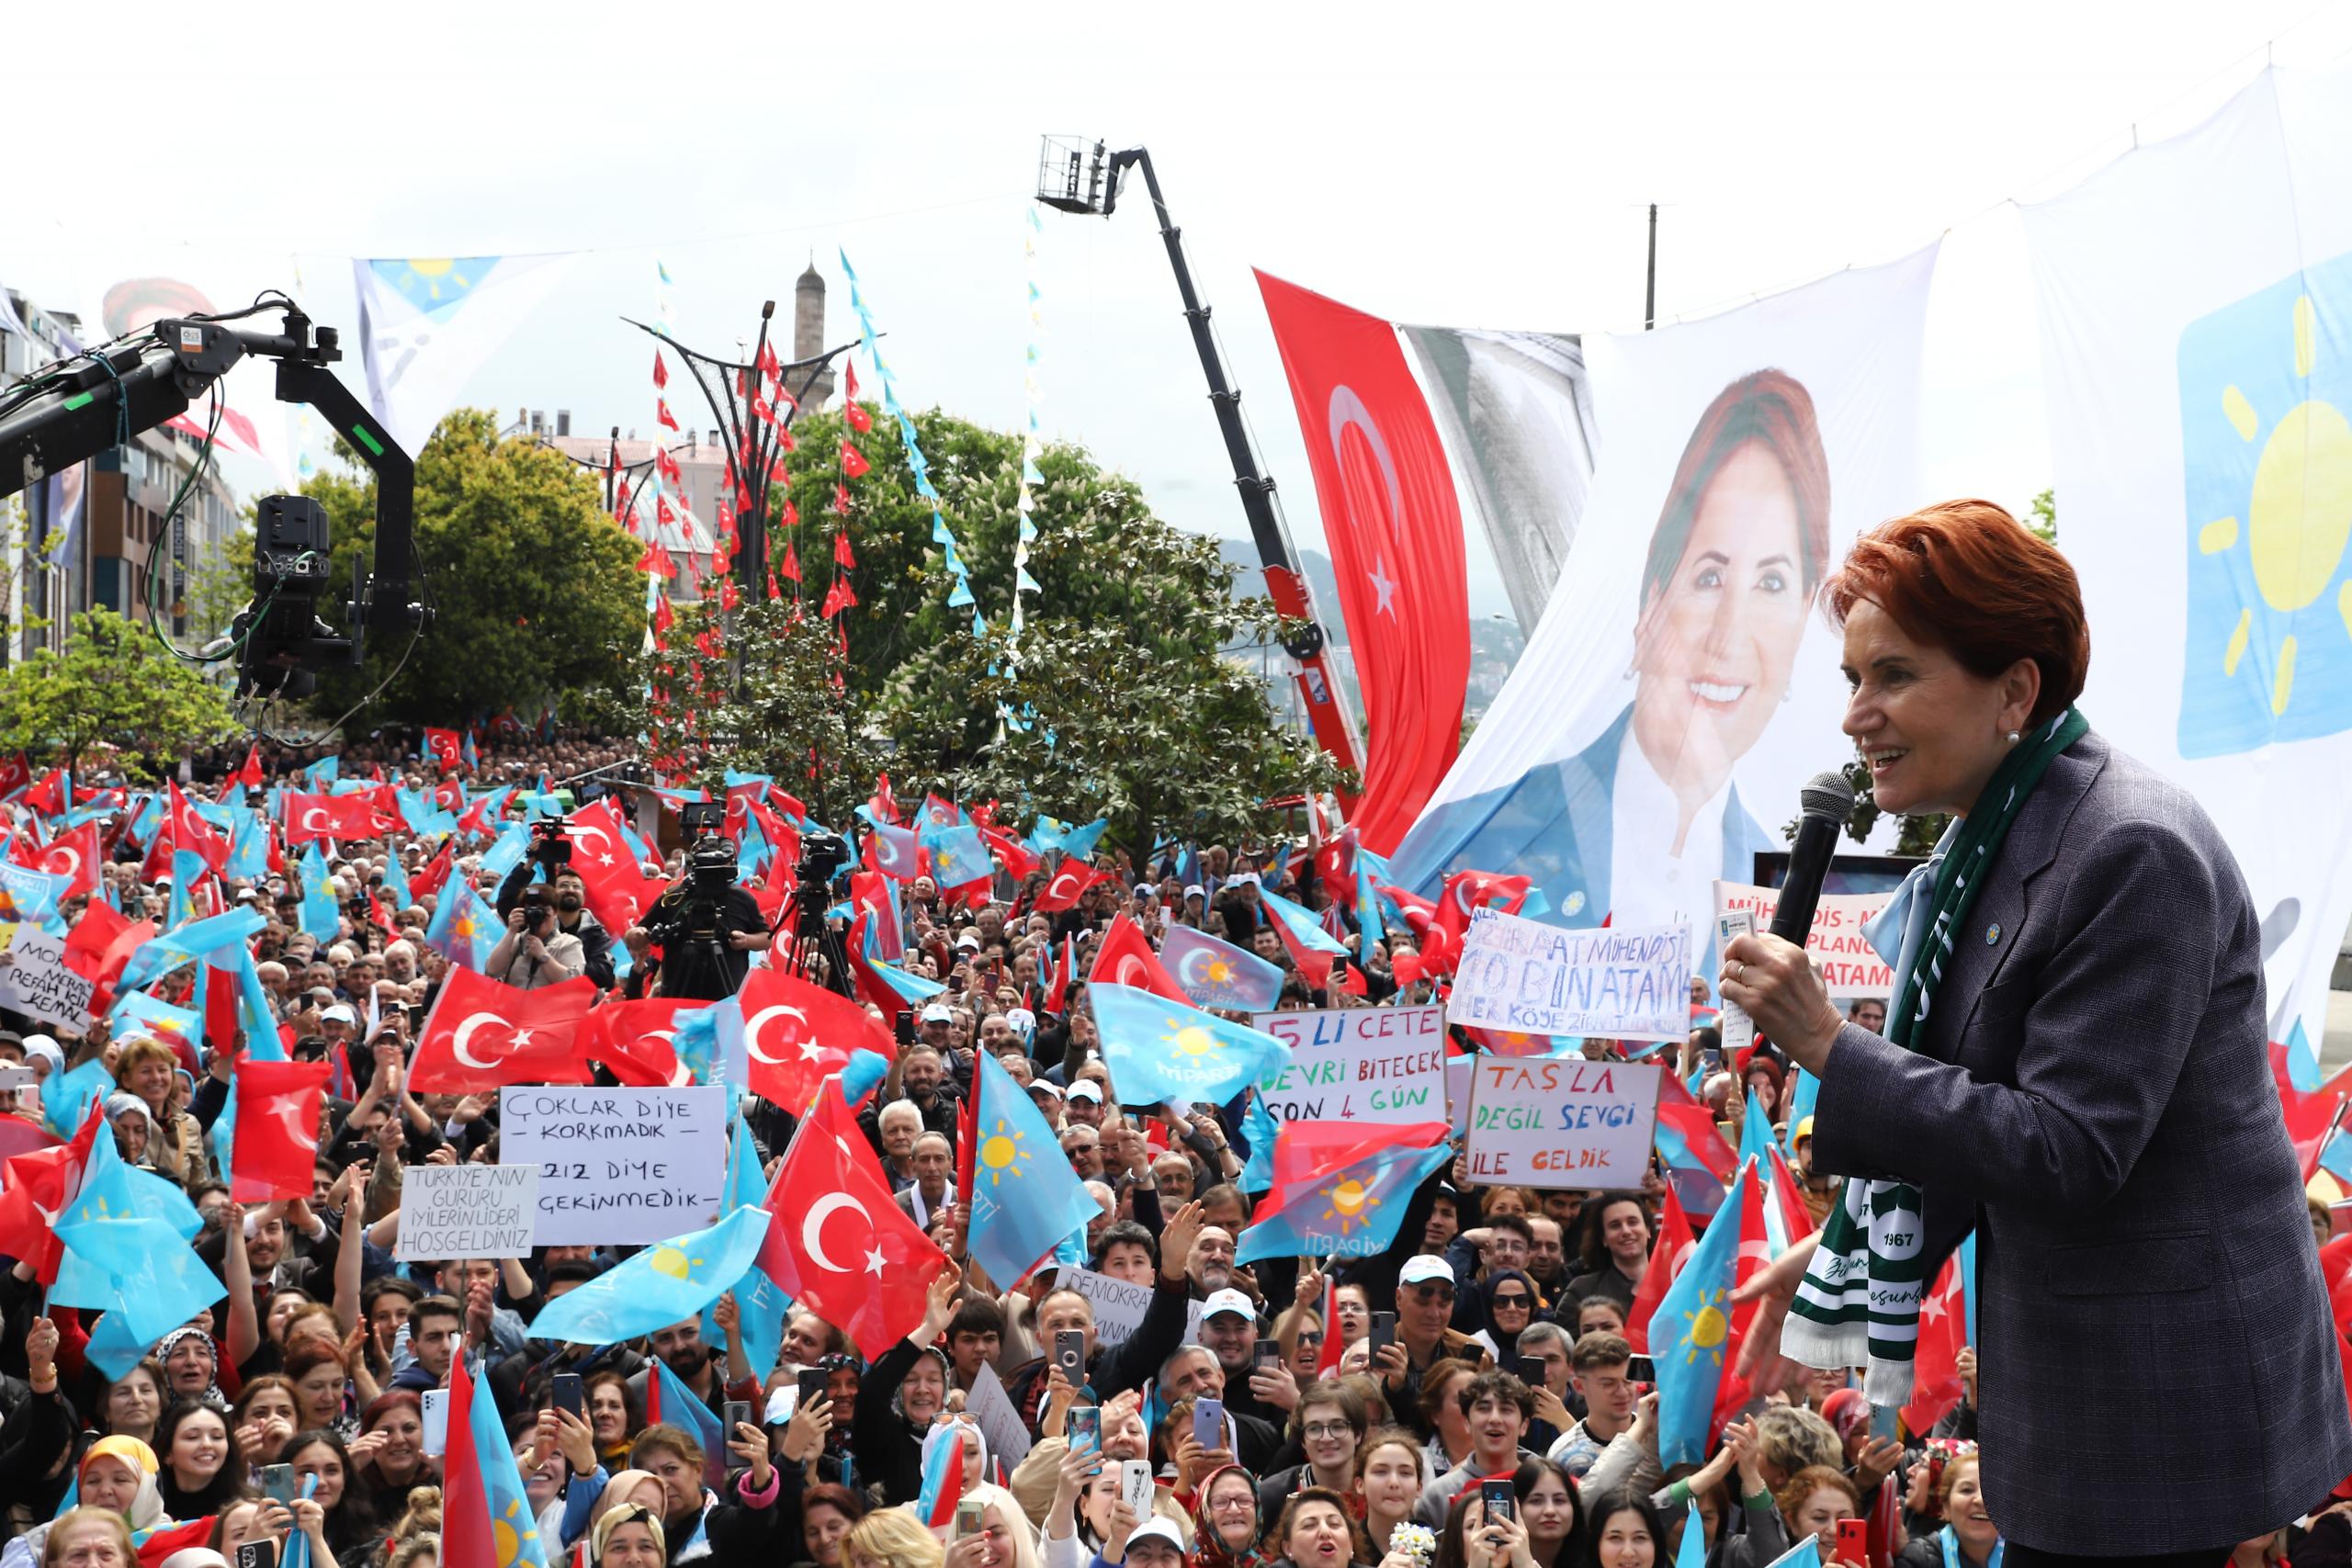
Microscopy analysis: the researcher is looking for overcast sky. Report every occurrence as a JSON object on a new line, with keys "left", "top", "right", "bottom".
{"left": 13, "top": 0, "right": 2352, "bottom": 623}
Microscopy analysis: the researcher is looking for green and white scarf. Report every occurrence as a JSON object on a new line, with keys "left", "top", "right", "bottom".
{"left": 1782, "top": 707, "right": 2087, "bottom": 1404}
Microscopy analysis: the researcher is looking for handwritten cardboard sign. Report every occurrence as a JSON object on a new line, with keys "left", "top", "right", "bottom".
{"left": 1058, "top": 1266, "right": 1204, "bottom": 1351}
{"left": 1452, "top": 910, "right": 1690, "bottom": 1041}
{"left": 1464, "top": 1055, "right": 1662, "bottom": 1190}
{"left": 397, "top": 1163, "right": 539, "bottom": 1262}
{"left": 499, "top": 1085, "right": 726, "bottom": 1246}
{"left": 1713, "top": 881, "right": 1894, "bottom": 998}
{"left": 966, "top": 1362, "right": 1035, "bottom": 1468}
{"left": 1250, "top": 1004, "right": 1448, "bottom": 1123}
{"left": 0, "top": 929, "right": 92, "bottom": 1030}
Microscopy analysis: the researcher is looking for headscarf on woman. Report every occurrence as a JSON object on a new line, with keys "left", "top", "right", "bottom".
{"left": 1191, "top": 1461, "right": 1272, "bottom": 1568}
{"left": 153, "top": 1328, "right": 230, "bottom": 1414}
{"left": 592, "top": 1503, "right": 666, "bottom": 1564}
{"left": 1473, "top": 1269, "right": 1540, "bottom": 1364}
{"left": 1, "top": 1437, "right": 170, "bottom": 1568}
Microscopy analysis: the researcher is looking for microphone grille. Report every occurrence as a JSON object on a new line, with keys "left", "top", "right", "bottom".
{"left": 1800, "top": 769, "right": 1857, "bottom": 822}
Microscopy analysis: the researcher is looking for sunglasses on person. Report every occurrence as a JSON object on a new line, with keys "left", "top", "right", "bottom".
{"left": 1406, "top": 1283, "right": 1455, "bottom": 1303}
{"left": 1490, "top": 1292, "right": 1532, "bottom": 1309}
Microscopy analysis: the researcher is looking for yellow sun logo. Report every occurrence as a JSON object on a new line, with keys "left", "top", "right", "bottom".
{"left": 1204, "top": 959, "right": 1234, "bottom": 984}
{"left": 2179, "top": 255, "right": 2352, "bottom": 755}
{"left": 1318, "top": 1175, "right": 1382, "bottom": 1236}
{"left": 1678, "top": 1288, "right": 1729, "bottom": 1365}
{"left": 492, "top": 1494, "right": 540, "bottom": 1566}
{"left": 981, "top": 1118, "right": 1029, "bottom": 1187}
{"left": 648, "top": 1246, "right": 707, "bottom": 1280}
{"left": 1160, "top": 1022, "right": 1227, "bottom": 1060}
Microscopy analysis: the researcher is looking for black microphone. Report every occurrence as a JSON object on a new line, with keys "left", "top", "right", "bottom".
{"left": 1772, "top": 770, "right": 1858, "bottom": 946}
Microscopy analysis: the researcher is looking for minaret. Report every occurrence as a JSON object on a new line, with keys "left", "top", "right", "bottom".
{"left": 794, "top": 262, "right": 834, "bottom": 409}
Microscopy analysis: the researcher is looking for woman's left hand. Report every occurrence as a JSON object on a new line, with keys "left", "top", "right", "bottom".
{"left": 1720, "top": 932, "right": 1845, "bottom": 1076}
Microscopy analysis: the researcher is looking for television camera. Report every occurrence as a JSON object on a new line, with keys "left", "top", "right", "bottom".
{"left": 0, "top": 299, "right": 424, "bottom": 703}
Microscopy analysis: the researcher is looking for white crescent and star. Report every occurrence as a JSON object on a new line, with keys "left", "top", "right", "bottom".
{"left": 44, "top": 846, "right": 78, "bottom": 879}
{"left": 1046, "top": 870, "right": 1082, "bottom": 903}
{"left": 300, "top": 807, "right": 332, "bottom": 833}
{"left": 801, "top": 1192, "right": 870, "bottom": 1274}
{"left": 450, "top": 1011, "right": 514, "bottom": 1071}
{"left": 742, "top": 1004, "right": 808, "bottom": 1066}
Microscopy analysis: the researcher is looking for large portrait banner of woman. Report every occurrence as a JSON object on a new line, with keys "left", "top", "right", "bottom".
{"left": 1392, "top": 244, "right": 1940, "bottom": 979}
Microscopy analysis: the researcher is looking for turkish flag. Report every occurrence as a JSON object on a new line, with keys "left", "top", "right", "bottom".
{"left": 1625, "top": 1181, "right": 1696, "bottom": 1353}
{"left": 412, "top": 842, "right": 456, "bottom": 900}
{"left": 284, "top": 791, "right": 385, "bottom": 845}
{"left": 1901, "top": 1254, "right": 1970, "bottom": 1437}
{"left": 1256, "top": 272, "right": 1471, "bottom": 853}
{"left": 424, "top": 728, "right": 464, "bottom": 770}
{"left": 0, "top": 1113, "right": 99, "bottom": 1283}
{"left": 0, "top": 754, "right": 28, "bottom": 800}
{"left": 230, "top": 1060, "right": 331, "bottom": 1201}
{"left": 578, "top": 998, "right": 700, "bottom": 1088}
{"left": 1087, "top": 913, "right": 1187, "bottom": 1002}
{"left": 1433, "top": 869, "right": 1532, "bottom": 951}
{"left": 409, "top": 967, "right": 599, "bottom": 1093}
{"left": 850, "top": 871, "right": 902, "bottom": 963}
{"left": 22, "top": 771, "right": 66, "bottom": 817}
{"left": 756, "top": 1083, "right": 948, "bottom": 1359}
{"left": 225, "top": 743, "right": 265, "bottom": 794}
{"left": 29, "top": 824, "right": 99, "bottom": 901}
{"left": 1034, "top": 859, "right": 1103, "bottom": 913}
{"left": 741, "top": 967, "right": 898, "bottom": 1116}
{"left": 1313, "top": 828, "right": 1358, "bottom": 898}
{"left": 565, "top": 801, "right": 659, "bottom": 930}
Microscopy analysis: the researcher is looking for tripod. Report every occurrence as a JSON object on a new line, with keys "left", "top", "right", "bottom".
{"left": 772, "top": 878, "right": 856, "bottom": 998}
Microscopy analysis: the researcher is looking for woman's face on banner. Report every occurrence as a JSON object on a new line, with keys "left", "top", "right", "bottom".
{"left": 1632, "top": 439, "right": 1812, "bottom": 806}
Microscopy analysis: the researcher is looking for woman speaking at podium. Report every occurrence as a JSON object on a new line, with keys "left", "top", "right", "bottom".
{"left": 1721, "top": 499, "right": 2351, "bottom": 1563}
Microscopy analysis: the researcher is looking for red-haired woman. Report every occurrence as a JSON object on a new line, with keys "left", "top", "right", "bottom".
{"left": 1724, "top": 499, "right": 2352, "bottom": 1561}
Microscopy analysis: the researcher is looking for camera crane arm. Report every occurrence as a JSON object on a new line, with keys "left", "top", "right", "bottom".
{"left": 0, "top": 303, "right": 423, "bottom": 689}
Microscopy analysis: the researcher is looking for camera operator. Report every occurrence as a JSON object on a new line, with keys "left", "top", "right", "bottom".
{"left": 494, "top": 863, "right": 615, "bottom": 988}
{"left": 487, "top": 885, "right": 586, "bottom": 989}
{"left": 629, "top": 819, "right": 767, "bottom": 1000}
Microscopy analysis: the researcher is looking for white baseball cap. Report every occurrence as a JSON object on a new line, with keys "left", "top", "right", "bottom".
{"left": 1125, "top": 1519, "right": 1185, "bottom": 1557}
{"left": 921, "top": 1004, "right": 954, "bottom": 1023}
{"left": 1202, "top": 1289, "right": 1256, "bottom": 1321}
{"left": 1400, "top": 1255, "right": 1455, "bottom": 1287}
{"left": 1066, "top": 1079, "right": 1103, "bottom": 1102}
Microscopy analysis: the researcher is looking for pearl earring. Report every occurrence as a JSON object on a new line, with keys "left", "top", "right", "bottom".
{"left": 2007, "top": 730, "right": 2020, "bottom": 744}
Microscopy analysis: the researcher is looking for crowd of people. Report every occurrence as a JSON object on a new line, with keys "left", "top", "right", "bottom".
{"left": 0, "top": 730, "right": 2340, "bottom": 1568}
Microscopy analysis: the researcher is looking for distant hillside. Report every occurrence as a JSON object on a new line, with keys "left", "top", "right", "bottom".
{"left": 1214, "top": 537, "right": 1526, "bottom": 718}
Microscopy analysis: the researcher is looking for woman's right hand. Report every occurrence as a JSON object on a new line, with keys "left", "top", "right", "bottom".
{"left": 554, "top": 1406, "right": 596, "bottom": 1475}
{"left": 782, "top": 1393, "right": 833, "bottom": 1464}
{"left": 1051, "top": 1436, "right": 1102, "bottom": 1512}
{"left": 1103, "top": 1500, "right": 1141, "bottom": 1561}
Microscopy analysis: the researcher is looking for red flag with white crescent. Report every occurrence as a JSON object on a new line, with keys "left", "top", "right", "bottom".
{"left": 409, "top": 967, "right": 598, "bottom": 1093}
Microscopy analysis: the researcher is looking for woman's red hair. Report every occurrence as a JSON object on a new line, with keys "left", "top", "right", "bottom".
{"left": 1826, "top": 500, "right": 2089, "bottom": 726}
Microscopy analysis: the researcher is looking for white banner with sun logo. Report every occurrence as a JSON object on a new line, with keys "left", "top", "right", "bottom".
{"left": 1389, "top": 246, "right": 1939, "bottom": 981}
{"left": 2022, "top": 62, "right": 2352, "bottom": 1082}
{"left": 353, "top": 253, "right": 579, "bottom": 454}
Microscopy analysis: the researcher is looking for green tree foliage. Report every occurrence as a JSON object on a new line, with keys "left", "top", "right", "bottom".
{"left": 0, "top": 607, "right": 238, "bottom": 779}
{"left": 644, "top": 596, "right": 888, "bottom": 826}
{"left": 642, "top": 403, "right": 1345, "bottom": 850}
{"left": 304, "top": 411, "right": 644, "bottom": 723}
